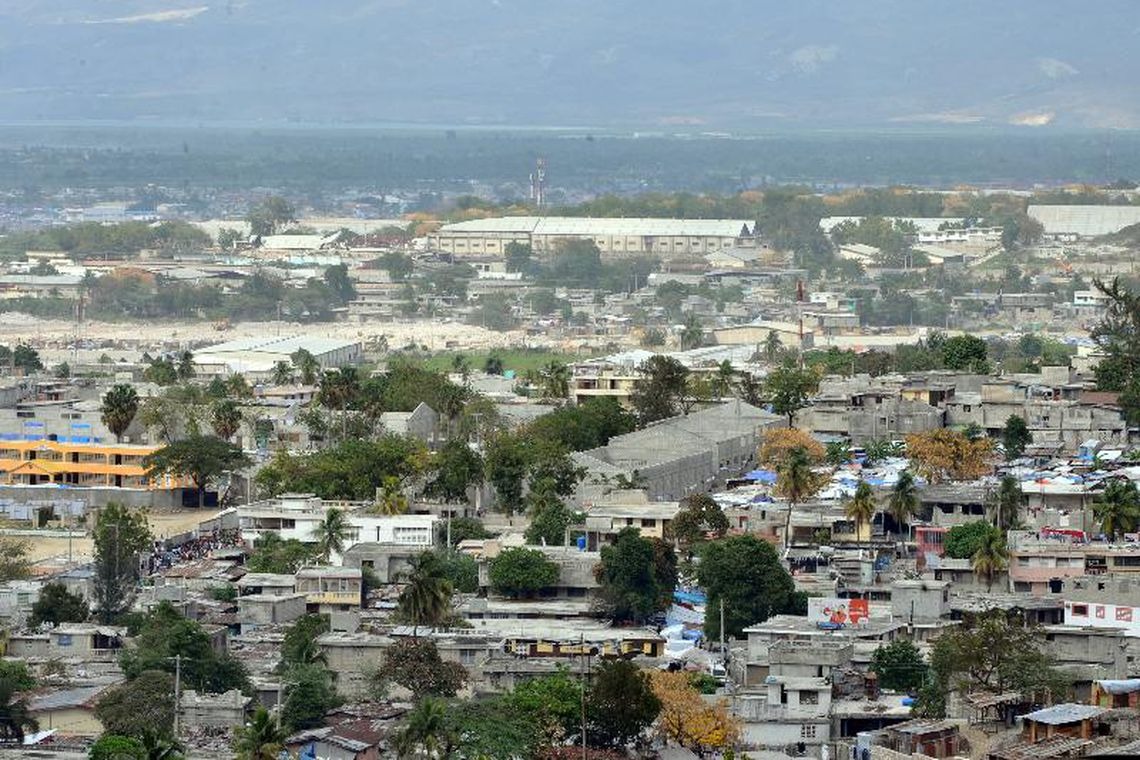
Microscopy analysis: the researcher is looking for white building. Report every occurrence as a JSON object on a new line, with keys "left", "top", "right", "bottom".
{"left": 429, "top": 216, "right": 754, "bottom": 258}
{"left": 239, "top": 493, "right": 436, "bottom": 561}
{"left": 1028, "top": 205, "right": 1140, "bottom": 239}
{"left": 193, "top": 336, "right": 362, "bottom": 377}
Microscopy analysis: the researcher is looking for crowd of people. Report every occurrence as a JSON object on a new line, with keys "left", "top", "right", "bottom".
{"left": 145, "top": 528, "right": 243, "bottom": 573}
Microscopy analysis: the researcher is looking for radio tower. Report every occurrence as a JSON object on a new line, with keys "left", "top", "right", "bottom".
{"left": 530, "top": 157, "right": 547, "bottom": 208}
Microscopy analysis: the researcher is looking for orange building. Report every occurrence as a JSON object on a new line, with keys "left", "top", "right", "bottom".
{"left": 0, "top": 440, "right": 185, "bottom": 490}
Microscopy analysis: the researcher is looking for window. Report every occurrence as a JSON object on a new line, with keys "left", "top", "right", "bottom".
{"left": 800, "top": 725, "right": 817, "bottom": 740}
{"left": 801, "top": 690, "right": 819, "bottom": 705}
{"left": 1072, "top": 604, "right": 1089, "bottom": 617}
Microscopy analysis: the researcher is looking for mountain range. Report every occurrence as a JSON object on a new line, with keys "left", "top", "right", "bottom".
{"left": 1, "top": 1, "right": 1137, "bottom": 130}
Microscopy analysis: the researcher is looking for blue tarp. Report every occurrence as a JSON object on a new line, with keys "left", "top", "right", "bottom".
{"left": 674, "top": 590, "right": 707, "bottom": 605}
{"left": 744, "top": 469, "right": 778, "bottom": 484}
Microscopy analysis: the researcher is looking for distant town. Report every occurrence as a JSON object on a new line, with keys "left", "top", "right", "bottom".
{"left": 3, "top": 175, "right": 1140, "bottom": 760}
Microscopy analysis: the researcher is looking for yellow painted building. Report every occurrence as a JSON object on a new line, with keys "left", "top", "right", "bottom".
{"left": 0, "top": 440, "right": 185, "bottom": 489}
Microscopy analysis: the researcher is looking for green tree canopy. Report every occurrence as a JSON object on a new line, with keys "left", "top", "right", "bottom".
{"left": 629, "top": 355, "right": 690, "bottom": 425}
{"left": 944, "top": 520, "right": 996, "bottom": 560}
{"left": 1001, "top": 415, "right": 1032, "bottom": 460}
{"left": 597, "top": 528, "right": 673, "bottom": 624}
{"left": 870, "top": 639, "right": 928, "bottom": 692}
{"left": 29, "top": 581, "right": 88, "bottom": 627}
{"left": 375, "top": 639, "right": 467, "bottom": 699}
{"left": 93, "top": 503, "right": 152, "bottom": 623}
{"left": 120, "top": 602, "right": 250, "bottom": 694}
{"left": 94, "top": 670, "right": 176, "bottom": 740}
{"left": 764, "top": 364, "right": 819, "bottom": 425}
{"left": 670, "top": 493, "right": 730, "bottom": 551}
{"left": 247, "top": 533, "right": 318, "bottom": 574}
{"left": 101, "top": 383, "right": 140, "bottom": 442}
{"left": 489, "top": 547, "right": 560, "bottom": 598}
{"left": 586, "top": 659, "right": 661, "bottom": 749}
{"left": 144, "top": 434, "right": 251, "bottom": 508}
{"left": 697, "top": 534, "right": 798, "bottom": 640}
{"left": 281, "top": 664, "right": 340, "bottom": 732}
{"left": 281, "top": 614, "right": 330, "bottom": 668}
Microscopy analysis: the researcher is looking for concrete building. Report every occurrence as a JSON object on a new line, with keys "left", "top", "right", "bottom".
{"left": 477, "top": 543, "right": 599, "bottom": 600}
{"left": 580, "top": 490, "right": 679, "bottom": 549}
{"left": 378, "top": 402, "right": 439, "bottom": 447}
{"left": 193, "top": 335, "right": 363, "bottom": 377}
{"left": 575, "top": 401, "right": 782, "bottom": 501}
{"left": 295, "top": 567, "right": 363, "bottom": 612}
{"left": 429, "top": 216, "right": 754, "bottom": 258}
{"left": 237, "top": 592, "right": 307, "bottom": 634}
{"left": 27, "top": 683, "right": 115, "bottom": 737}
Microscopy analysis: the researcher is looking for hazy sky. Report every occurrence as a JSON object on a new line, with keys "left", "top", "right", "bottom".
{"left": 1, "top": 1, "right": 1137, "bottom": 129}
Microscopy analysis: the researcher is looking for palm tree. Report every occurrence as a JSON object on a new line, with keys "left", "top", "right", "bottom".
{"left": 888, "top": 471, "right": 921, "bottom": 540}
{"left": 233, "top": 705, "right": 286, "bottom": 760}
{"left": 0, "top": 680, "right": 37, "bottom": 744}
{"left": 451, "top": 354, "right": 471, "bottom": 386}
{"left": 226, "top": 373, "right": 253, "bottom": 399}
{"left": 140, "top": 729, "right": 184, "bottom": 760}
{"left": 318, "top": 367, "right": 360, "bottom": 411}
{"left": 680, "top": 314, "right": 704, "bottom": 350}
{"left": 844, "top": 481, "right": 877, "bottom": 542}
{"left": 990, "top": 475, "right": 1024, "bottom": 532}
{"left": 291, "top": 348, "right": 320, "bottom": 386}
{"left": 271, "top": 360, "right": 294, "bottom": 386}
{"left": 375, "top": 476, "right": 409, "bottom": 515}
{"left": 764, "top": 330, "right": 782, "bottom": 362}
{"left": 397, "top": 552, "right": 453, "bottom": 636}
{"left": 776, "top": 446, "right": 823, "bottom": 551}
{"left": 711, "top": 360, "right": 736, "bottom": 399}
{"left": 395, "top": 697, "right": 452, "bottom": 759}
{"left": 483, "top": 355, "right": 504, "bottom": 376}
{"left": 971, "top": 527, "right": 1009, "bottom": 592}
{"left": 539, "top": 360, "right": 570, "bottom": 400}
{"left": 312, "top": 508, "right": 353, "bottom": 563}
{"left": 210, "top": 399, "right": 243, "bottom": 441}
{"left": 1094, "top": 479, "right": 1140, "bottom": 540}
{"left": 175, "top": 350, "right": 195, "bottom": 381}
{"left": 101, "top": 383, "right": 140, "bottom": 442}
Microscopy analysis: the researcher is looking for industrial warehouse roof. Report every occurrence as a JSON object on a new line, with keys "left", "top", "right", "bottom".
{"left": 198, "top": 335, "right": 358, "bottom": 356}
{"left": 1028, "top": 205, "right": 1140, "bottom": 237}
{"left": 439, "top": 216, "right": 753, "bottom": 237}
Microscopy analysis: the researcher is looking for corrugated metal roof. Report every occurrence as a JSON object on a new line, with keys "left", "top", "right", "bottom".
{"left": 1028, "top": 204, "right": 1140, "bottom": 237}
{"left": 1022, "top": 703, "right": 1105, "bottom": 725}
{"left": 440, "top": 216, "right": 751, "bottom": 237}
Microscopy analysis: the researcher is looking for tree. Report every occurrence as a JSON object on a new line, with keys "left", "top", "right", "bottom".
{"left": 247, "top": 533, "right": 318, "bottom": 574}
{"left": 825, "top": 439, "right": 852, "bottom": 466}
{"left": 1002, "top": 414, "right": 1032, "bottom": 460}
{"left": 312, "top": 507, "right": 353, "bottom": 563}
{"left": 175, "top": 351, "right": 195, "bottom": 381}
{"left": 758, "top": 427, "right": 825, "bottom": 466}
{"left": 233, "top": 705, "right": 287, "bottom": 760}
{"left": 483, "top": 355, "right": 504, "bottom": 376}
{"left": 489, "top": 547, "right": 559, "bottom": 598}
{"left": 291, "top": 348, "right": 320, "bottom": 385}
{"left": 905, "top": 429, "right": 993, "bottom": 483}
{"left": 764, "top": 364, "right": 818, "bottom": 426}
{"left": 144, "top": 434, "right": 252, "bottom": 508}
{"left": 597, "top": 528, "right": 669, "bottom": 624}
{"left": 698, "top": 535, "right": 798, "bottom": 640}
{"left": 484, "top": 433, "right": 529, "bottom": 513}
{"left": 887, "top": 470, "right": 920, "bottom": 539}
{"left": 870, "top": 640, "right": 928, "bottom": 692}
{"left": 271, "top": 360, "right": 294, "bottom": 386}
{"left": 775, "top": 446, "right": 827, "bottom": 550}
{"left": 376, "top": 639, "right": 467, "bottom": 699}
{"left": 629, "top": 355, "right": 689, "bottom": 425}
{"left": 670, "top": 494, "right": 729, "bottom": 551}
{"left": 246, "top": 195, "right": 296, "bottom": 237}
{"left": 437, "top": 516, "right": 492, "bottom": 547}
{"left": 650, "top": 670, "right": 741, "bottom": 755}
{"left": 397, "top": 552, "right": 453, "bottom": 633}
{"left": 440, "top": 552, "right": 479, "bottom": 594}
{"left": 11, "top": 344, "right": 42, "bottom": 373}
{"left": 1094, "top": 479, "right": 1140, "bottom": 540}
{"left": 394, "top": 697, "right": 452, "bottom": 759}
{"left": 586, "top": 659, "right": 661, "bottom": 750}
{"left": 940, "top": 334, "right": 989, "bottom": 372}
{"left": 88, "top": 735, "right": 145, "bottom": 760}
{"left": 763, "top": 330, "right": 783, "bottom": 362}
{"left": 281, "top": 614, "right": 330, "bottom": 668}
{"left": 0, "top": 538, "right": 30, "bottom": 582}
{"left": 507, "top": 667, "right": 583, "bottom": 745}
{"left": 505, "top": 241, "right": 533, "bottom": 274}
{"left": 944, "top": 520, "right": 995, "bottom": 560}
{"left": 375, "top": 475, "right": 410, "bottom": 516}
{"left": 94, "top": 670, "right": 175, "bottom": 740}
{"left": 914, "top": 611, "right": 1068, "bottom": 718}
{"left": 679, "top": 314, "right": 704, "bottom": 350}
{"left": 538, "top": 360, "right": 570, "bottom": 400}
{"left": 93, "top": 503, "right": 152, "bottom": 623}
{"left": 29, "top": 581, "right": 88, "bottom": 627}
{"left": 844, "top": 479, "right": 878, "bottom": 540}
{"left": 0, "top": 662, "right": 36, "bottom": 745}
{"left": 209, "top": 399, "right": 243, "bottom": 442}
{"left": 971, "top": 526, "right": 1008, "bottom": 592}
{"left": 281, "top": 664, "right": 340, "bottom": 732}
{"left": 324, "top": 263, "right": 356, "bottom": 304}
{"left": 121, "top": 602, "right": 250, "bottom": 694}
{"left": 102, "top": 383, "right": 140, "bottom": 442}
{"left": 990, "top": 475, "right": 1024, "bottom": 531}
{"left": 524, "top": 491, "right": 578, "bottom": 547}
{"left": 527, "top": 397, "right": 635, "bottom": 452}
{"left": 427, "top": 439, "right": 484, "bottom": 502}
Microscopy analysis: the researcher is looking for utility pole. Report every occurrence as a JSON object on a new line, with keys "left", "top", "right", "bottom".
{"left": 173, "top": 654, "right": 182, "bottom": 737}
{"left": 720, "top": 597, "right": 726, "bottom": 664}
{"left": 579, "top": 633, "right": 588, "bottom": 760}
